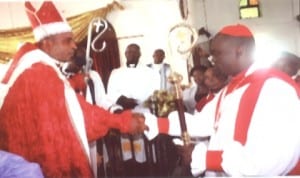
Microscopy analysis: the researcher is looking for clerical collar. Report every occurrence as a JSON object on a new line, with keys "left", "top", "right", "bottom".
{"left": 127, "top": 64, "right": 137, "bottom": 68}
{"left": 153, "top": 63, "right": 163, "bottom": 69}
{"left": 57, "top": 62, "right": 73, "bottom": 78}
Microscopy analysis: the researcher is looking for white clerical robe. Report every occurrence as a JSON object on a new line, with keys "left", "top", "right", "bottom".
{"left": 107, "top": 65, "right": 160, "bottom": 163}
{"left": 107, "top": 65, "right": 160, "bottom": 104}
{"left": 166, "top": 64, "right": 300, "bottom": 176}
{"left": 182, "top": 85, "right": 198, "bottom": 114}
{"left": 86, "top": 70, "right": 114, "bottom": 178}
{"left": 147, "top": 63, "right": 172, "bottom": 91}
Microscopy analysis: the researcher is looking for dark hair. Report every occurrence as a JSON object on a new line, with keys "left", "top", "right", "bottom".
{"left": 279, "top": 51, "right": 300, "bottom": 61}
{"left": 127, "top": 43, "right": 140, "bottom": 50}
{"left": 189, "top": 65, "right": 207, "bottom": 76}
{"left": 154, "top": 49, "right": 165, "bottom": 54}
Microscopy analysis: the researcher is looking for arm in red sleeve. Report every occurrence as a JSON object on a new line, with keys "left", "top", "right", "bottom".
{"left": 77, "top": 95, "right": 133, "bottom": 141}
{"left": 206, "top": 150, "right": 223, "bottom": 172}
{"left": 157, "top": 117, "right": 169, "bottom": 134}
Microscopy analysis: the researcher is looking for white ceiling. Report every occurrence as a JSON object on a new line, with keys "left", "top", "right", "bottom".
{"left": 0, "top": 0, "right": 118, "bottom": 29}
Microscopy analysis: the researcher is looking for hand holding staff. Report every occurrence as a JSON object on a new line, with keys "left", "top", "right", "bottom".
{"left": 168, "top": 72, "right": 191, "bottom": 145}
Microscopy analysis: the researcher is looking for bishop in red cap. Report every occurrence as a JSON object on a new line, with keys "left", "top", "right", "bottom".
{"left": 209, "top": 24, "right": 256, "bottom": 76}
{"left": 144, "top": 23, "right": 300, "bottom": 176}
{"left": 218, "top": 24, "right": 253, "bottom": 37}
{"left": 25, "top": 1, "right": 72, "bottom": 42}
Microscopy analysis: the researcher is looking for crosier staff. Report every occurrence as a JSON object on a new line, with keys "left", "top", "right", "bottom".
{"left": 85, "top": 17, "right": 108, "bottom": 177}
{"left": 168, "top": 72, "right": 191, "bottom": 145}
{"left": 84, "top": 17, "right": 108, "bottom": 105}
{"left": 85, "top": 17, "right": 108, "bottom": 75}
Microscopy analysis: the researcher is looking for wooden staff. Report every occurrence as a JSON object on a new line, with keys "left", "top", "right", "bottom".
{"left": 168, "top": 72, "right": 190, "bottom": 145}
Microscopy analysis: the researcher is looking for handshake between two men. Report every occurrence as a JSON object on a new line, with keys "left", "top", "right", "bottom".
{"left": 129, "top": 111, "right": 207, "bottom": 177}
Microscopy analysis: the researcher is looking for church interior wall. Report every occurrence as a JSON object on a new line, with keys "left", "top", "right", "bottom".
{"left": 1, "top": 0, "right": 299, "bottom": 84}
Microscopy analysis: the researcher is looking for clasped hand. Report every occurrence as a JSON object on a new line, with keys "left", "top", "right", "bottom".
{"left": 128, "top": 112, "right": 148, "bottom": 135}
{"left": 176, "top": 143, "right": 195, "bottom": 166}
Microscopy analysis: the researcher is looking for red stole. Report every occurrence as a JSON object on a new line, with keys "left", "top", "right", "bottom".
{"left": 216, "top": 68, "right": 300, "bottom": 144}
{"left": 209, "top": 68, "right": 300, "bottom": 173}
{"left": 195, "top": 92, "right": 215, "bottom": 112}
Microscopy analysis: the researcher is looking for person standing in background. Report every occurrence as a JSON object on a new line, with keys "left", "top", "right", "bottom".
{"left": 147, "top": 49, "right": 172, "bottom": 91}
{"left": 182, "top": 65, "right": 209, "bottom": 114}
{"left": 107, "top": 43, "right": 160, "bottom": 176}
{"left": 271, "top": 51, "right": 300, "bottom": 77}
{"left": 195, "top": 66, "right": 228, "bottom": 112}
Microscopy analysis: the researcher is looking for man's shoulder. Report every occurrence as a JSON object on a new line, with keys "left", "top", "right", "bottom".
{"left": 20, "top": 63, "right": 58, "bottom": 82}
{"left": 163, "top": 63, "right": 171, "bottom": 69}
{"left": 109, "top": 67, "right": 127, "bottom": 77}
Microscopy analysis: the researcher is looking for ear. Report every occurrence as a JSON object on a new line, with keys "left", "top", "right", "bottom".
{"left": 40, "top": 38, "right": 54, "bottom": 53}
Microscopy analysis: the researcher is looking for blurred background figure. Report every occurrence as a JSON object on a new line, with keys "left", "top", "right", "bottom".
{"left": 294, "top": 70, "right": 300, "bottom": 88}
{"left": 272, "top": 51, "right": 300, "bottom": 77}
{"left": 147, "top": 48, "right": 172, "bottom": 91}
{"left": 195, "top": 66, "right": 228, "bottom": 112}
{"left": 182, "top": 65, "right": 209, "bottom": 114}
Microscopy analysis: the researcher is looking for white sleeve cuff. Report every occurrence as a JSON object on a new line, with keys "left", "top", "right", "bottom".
{"left": 143, "top": 112, "right": 159, "bottom": 140}
{"left": 221, "top": 141, "right": 243, "bottom": 176}
{"left": 109, "top": 104, "right": 123, "bottom": 113}
{"left": 191, "top": 142, "right": 207, "bottom": 176}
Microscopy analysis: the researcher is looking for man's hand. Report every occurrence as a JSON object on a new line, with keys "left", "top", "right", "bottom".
{"left": 128, "top": 112, "right": 147, "bottom": 135}
{"left": 176, "top": 143, "right": 195, "bottom": 166}
{"left": 143, "top": 112, "right": 159, "bottom": 140}
{"left": 191, "top": 142, "right": 207, "bottom": 176}
{"left": 116, "top": 95, "right": 138, "bottom": 109}
{"left": 113, "top": 109, "right": 123, "bottom": 114}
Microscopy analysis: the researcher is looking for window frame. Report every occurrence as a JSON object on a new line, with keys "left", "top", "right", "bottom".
{"left": 239, "top": 0, "right": 261, "bottom": 19}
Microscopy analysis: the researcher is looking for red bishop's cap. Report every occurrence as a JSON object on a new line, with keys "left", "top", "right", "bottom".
{"left": 25, "top": 1, "right": 72, "bottom": 42}
{"left": 218, "top": 24, "right": 253, "bottom": 37}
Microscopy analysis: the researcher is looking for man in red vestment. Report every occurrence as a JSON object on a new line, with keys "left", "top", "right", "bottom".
{"left": 0, "top": 2, "right": 146, "bottom": 177}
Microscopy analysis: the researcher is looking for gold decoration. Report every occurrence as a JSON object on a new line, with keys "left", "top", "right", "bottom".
{"left": 0, "top": 1, "right": 123, "bottom": 64}
{"left": 144, "top": 90, "right": 176, "bottom": 117}
{"left": 168, "top": 71, "right": 183, "bottom": 99}
{"left": 168, "top": 22, "right": 198, "bottom": 55}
